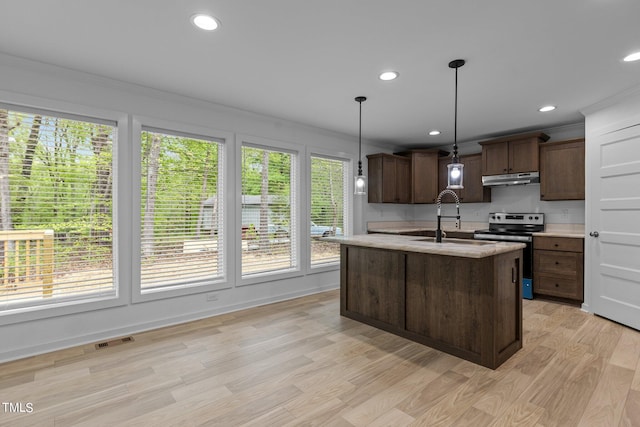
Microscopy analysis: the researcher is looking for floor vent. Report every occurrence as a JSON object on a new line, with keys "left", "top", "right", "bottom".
{"left": 95, "top": 336, "right": 135, "bottom": 350}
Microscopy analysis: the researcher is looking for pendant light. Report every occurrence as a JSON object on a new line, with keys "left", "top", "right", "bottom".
{"left": 354, "top": 96, "right": 367, "bottom": 195}
{"left": 447, "top": 59, "right": 465, "bottom": 189}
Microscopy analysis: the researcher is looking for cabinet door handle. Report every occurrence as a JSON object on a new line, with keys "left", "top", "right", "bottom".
{"left": 589, "top": 231, "right": 599, "bottom": 237}
{"left": 512, "top": 267, "right": 516, "bottom": 284}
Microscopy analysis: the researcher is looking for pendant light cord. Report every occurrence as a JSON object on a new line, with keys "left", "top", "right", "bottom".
{"left": 453, "top": 65, "right": 459, "bottom": 162}
{"left": 358, "top": 100, "right": 362, "bottom": 174}
{"left": 355, "top": 96, "right": 367, "bottom": 175}
{"left": 448, "top": 59, "right": 464, "bottom": 163}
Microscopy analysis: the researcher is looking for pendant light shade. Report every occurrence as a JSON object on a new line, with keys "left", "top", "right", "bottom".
{"left": 447, "top": 59, "right": 465, "bottom": 190}
{"left": 354, "top": 96, "right": 367, "bottom": 195}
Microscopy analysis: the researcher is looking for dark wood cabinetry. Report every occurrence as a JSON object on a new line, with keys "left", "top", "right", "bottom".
{"left": 480, "top": 132, "right": 549, "bottom": 176}
{"left": 367, "top": 150, "right": 445, "bottom": 204}
{"left": 533, "top": 236, "right": 584, "bottom": 303}
{"left": 366, "top": 153, "right": 411, "bottom": 203}
{"left": 438, "top": 153, "right": 491, "bottom": 203}
{"left": 340, "top": 244, "right": 523, "bottom": 369}
{"left": 342, "top": 246, "right": 404, "bottom": 327}
{"left": 401, "top": 149, "right": 443, "bottom": 203}
{"left": 539, "top": 138, "right": 585, "bottom": 200}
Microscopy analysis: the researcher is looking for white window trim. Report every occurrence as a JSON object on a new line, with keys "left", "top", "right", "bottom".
{"left": 307, "top": 149, "right": 354, "bottom": 273}
{"left": 0, "top": 99, "right": 128, "bottom": 326}
{"left": 236, "top": 134, "right": 305, "bottom": 287}
{"left": 131, "top": 117, "right": 234, "bottom": 304}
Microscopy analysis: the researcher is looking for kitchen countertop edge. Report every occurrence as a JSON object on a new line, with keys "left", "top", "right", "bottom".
{"left": 326, "top": 234, "right": 525, "bottom": 259}
{"left": 367, "top": 223, "right": 585, "bottom": 239}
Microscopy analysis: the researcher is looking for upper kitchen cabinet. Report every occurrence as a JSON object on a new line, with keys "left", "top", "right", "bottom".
{"left": 366, "top": 153, "right": 411, "bottom": 203}
{"left": 438, "top": 153, "right": 491, "bottom": 203}
{"left": 480, "top": 132, "right": 550, "bottom": 176}
{"left": 395, "top": 149, "right": 447, "bottom": 203}
{"left": 539, "top": 138, "right": 585, "bottom": 200}
{"left": 459, "top": 153, "right": 492, "bottom": 203}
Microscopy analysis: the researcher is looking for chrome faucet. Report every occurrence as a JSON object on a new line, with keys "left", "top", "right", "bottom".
{"left": 436, "top": 189, "right": 461, "bottom": 243}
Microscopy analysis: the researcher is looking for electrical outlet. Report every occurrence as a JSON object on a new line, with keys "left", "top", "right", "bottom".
{"left": 206, "top": 293, "right": 218, "bottom": 302}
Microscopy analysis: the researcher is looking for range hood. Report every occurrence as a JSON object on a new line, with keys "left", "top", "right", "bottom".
{"left": 482, "top": 172, "right": 540, "bottom": 187}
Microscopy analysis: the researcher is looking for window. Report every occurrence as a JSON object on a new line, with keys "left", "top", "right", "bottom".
{"left": 241, "top": 145, "right": 296, "bottom": 276}
{"left": 140, "top": 128, "right": 224, "bottom": 292}
{"left": 0, "top": 106, "right": 116, "bottom": 312}
{"left": 310, "top": 156, "right": 347, "bottom": 266}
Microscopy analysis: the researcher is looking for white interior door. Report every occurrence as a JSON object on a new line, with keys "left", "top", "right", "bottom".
{"left": 587, "top": 111, "right": 640, "bottom": 330}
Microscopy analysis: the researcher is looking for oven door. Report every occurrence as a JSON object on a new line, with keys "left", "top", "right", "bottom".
{"left": 474, "top": 232, "right": 534, "bottom": 299}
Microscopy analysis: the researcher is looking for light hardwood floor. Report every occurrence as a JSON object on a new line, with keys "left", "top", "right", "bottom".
{"left": 1, "top": 290, "right": 639, "bottom": 426}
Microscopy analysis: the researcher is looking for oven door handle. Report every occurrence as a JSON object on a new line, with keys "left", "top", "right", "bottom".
{"left": 473, "top": 234, "right": 532, "bottom": 243}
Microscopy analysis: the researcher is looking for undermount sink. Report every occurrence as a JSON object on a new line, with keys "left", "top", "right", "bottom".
{"left": 414, "top": 237, "right": 492, "bottom": 246}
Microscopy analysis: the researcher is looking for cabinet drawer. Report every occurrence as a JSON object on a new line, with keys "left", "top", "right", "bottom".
{"left": 534, "top": 236, "right": 583, "bottom": 252}
{"left": 534, "top": 250, "right": 581, "bottom": 276}
{"left": 535, "top": 274, "right": 583, "bottom": 301}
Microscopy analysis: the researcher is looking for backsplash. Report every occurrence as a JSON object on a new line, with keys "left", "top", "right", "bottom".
{"left": 365, "top": 183, "right": 585, "bottom": 227}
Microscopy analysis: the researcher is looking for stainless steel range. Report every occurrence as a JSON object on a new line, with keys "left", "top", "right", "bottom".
{"left": 474, "top": 213, "right": 545, "bottom": 299}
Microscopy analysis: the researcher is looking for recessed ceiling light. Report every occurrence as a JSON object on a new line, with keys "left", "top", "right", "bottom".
{"left": 428, "top": 130, "right": 441, "bottom": 136}
{"left": 623, "top": 51, "right": 640, "bottom": 62}
{"left": 538, "top": 105, "right": 556, "bottom": 112}
{"left": 379, "top": 71, "right": 399, "bottom": 81}
{"left": 191, "top": 14, "right": 219, "bottom": 31}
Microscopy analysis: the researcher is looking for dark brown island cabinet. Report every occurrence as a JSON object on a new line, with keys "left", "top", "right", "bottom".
{"left": 339, "top": 243, "right": 524, "bottom": 369}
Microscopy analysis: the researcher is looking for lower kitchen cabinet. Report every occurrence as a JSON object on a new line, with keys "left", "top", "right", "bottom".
{"left": 533, "top": 236, "right": 584, "bottom": 303}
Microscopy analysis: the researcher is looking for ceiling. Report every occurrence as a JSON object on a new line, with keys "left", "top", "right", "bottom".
{"left": 1, "top": 0, "right": 640, "bottom": 147}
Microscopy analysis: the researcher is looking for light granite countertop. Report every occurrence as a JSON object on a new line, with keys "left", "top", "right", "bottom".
{"left": 533, "top": 224, "right": 585, "bottom": 238}
{"left": 367, "top": 221, "right": 585, "bottom": 238}
{"left": 326, "top": 234, "right": 525, "bottom": 259}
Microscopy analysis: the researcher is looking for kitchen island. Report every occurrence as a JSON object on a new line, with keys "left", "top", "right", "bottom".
{"left": 328, "top": 234, "right": 525, "bottom": 369}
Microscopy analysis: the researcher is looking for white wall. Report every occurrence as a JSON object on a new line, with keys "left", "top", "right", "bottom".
{"left": 365, "top": 123, "right": 586, "bottom": 227}
{"left": 0, "top": 53, "right": 370, "bottom": 362}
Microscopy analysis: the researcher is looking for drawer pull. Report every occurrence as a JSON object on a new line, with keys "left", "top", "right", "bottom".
{"left": 554, "top": 243, "right": 559, "bottom": 247}
{"left": 555, "top": 261, "right": 559, "bottom": 265}
{"left": 555, "top": 283, "right": 559, "bottom": 287}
